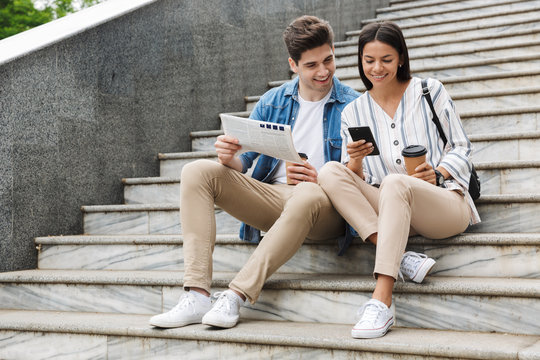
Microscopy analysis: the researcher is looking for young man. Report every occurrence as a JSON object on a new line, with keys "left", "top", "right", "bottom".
{"left": 149, "top": 15, "right": 359, "bottom": 329}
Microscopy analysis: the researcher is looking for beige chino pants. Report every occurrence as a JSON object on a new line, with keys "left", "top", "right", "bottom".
{"left": 318, "top": 162, "right": 470, "bottom": 279}
{"left": 181, "top": 159, "right": 344, "bottom": 303}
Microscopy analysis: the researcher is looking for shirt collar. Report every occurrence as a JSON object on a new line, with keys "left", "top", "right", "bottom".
{"left": 284, "top": 76, "right": 344, "bottom": 103}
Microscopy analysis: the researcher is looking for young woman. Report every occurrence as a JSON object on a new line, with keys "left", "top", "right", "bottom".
{"left": 318, "top": 21, "right": 480, "bottom": 339}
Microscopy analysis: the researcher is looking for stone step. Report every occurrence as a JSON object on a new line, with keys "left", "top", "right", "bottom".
{"left": 365, "top": 0, "right": 539, "bottom": 27}
{"left": 335, "top": 52, "right": 540, "bottom": 80}
{"left": 190, "top": 129, "right": 222, "bottom": 151}
{"left": 378, "top": 0, "right": 484, "bottom": 14}
{"left": 158, "top": 150, "right": 216, "bottom": 177}
{"left": 224, "top": 103, "right": 540, "bottom": 138}
{"left": 403, "top": 9, "right": 540, "bottom": 40}
{"left": 476, "top": 160, "right": 540, "bottom": 196}
{"left": 0, "top": 270, "right": 538, "bottom": 334}
{"left": 179, "top": 128, "right": 540, "bottom": 172}
{"left": 269, "top": 69, "right": 540, "bottom": 95}
{"left": 459, "top": 105, "right": 540, "bottom": 134}
{"left": 350, "top": 2, "right": 540, "bottom": 36}
{"left": 190, "top": 129, "right": 223, "bottom": 151}
{"left": 81, "top": 203, "right": 240, "bottom": 235}
{"left": 375, "top": 0, "right": 526, "bottom": 18}
{"left": 336, "top": 34, "right": 540, "bottom": 66}
{"left": 339, "top": 69, "right": 540, "bottom": 94}
{"left": 470, "top": 131, "right": 540, "bottom": 162}
{"left": 1, "top": 310, "right": 538, "bottom": 360}
{"left": 246, "top": 83, "right": 540, "bottom": 113}
{"left": 81, "top": 195, "right": 540, "bottom": 235}
{"left": 123, "top": 160, "right": 540, "bottom": 204}
{"left": 35, "top": 233, "right": 540, "bottom": 279}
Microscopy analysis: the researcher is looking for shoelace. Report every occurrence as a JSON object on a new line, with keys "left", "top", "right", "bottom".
{"left": 171, "top": 292, "right": 196, "bottom": 313}
{"left": 397, "top": 251, "right": 427, "bottom": 282}
{"left": 356, "top": 301, "right": 385, "bottom": 325}
{"left": 211, "top": 291, "right": 236, "bottom": 314}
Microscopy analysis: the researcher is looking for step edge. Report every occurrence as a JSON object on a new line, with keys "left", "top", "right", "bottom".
{"left": 336, "top": 52, "right": 540, "bottom": 72}
{"left": 34, "top": 232, "right": 540, "bottom": 246}
{"left": 122, "top": 160, "right": 540, "bottom": 186}
{"left": 361, "top": 0, "right": 540, "bottom": 25}
{"left": 0, "top": 271, "right": 538, "bottom": 297}
{"left": 372, "top": 14, "right": 540, "bottom": 40}
{"left": 337, "top": 36, "right": 540, "bottom": 60}
{"left": 0, "top": 310, "right": 536, "bottom": 358}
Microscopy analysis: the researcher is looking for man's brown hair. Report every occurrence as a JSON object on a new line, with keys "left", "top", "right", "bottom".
{"left": 283, "top": 15, "right": 334, "bottom": 64}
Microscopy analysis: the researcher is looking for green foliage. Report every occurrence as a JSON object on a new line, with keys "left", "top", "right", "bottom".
{"left": 0, "top": 0, "right": 102, "bottom": 39}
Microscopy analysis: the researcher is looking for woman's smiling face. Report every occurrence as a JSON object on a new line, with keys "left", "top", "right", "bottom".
{"left": 361, "top": 40, "right": 402, "bottom": 89}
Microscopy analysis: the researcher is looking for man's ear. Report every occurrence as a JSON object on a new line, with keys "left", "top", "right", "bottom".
{"left": 288, "top": 57, "right": 298, "bottom": 74}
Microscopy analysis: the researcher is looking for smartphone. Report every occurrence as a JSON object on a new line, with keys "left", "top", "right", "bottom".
{"left": 348, "top": 126, "right": 380, "bottom": 156}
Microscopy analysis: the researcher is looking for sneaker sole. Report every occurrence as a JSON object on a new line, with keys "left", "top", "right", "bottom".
{"left": 149, "top": 318, "right": 201, "bottom": 328}
{"left": 411, "top": 258, "right": 436, "bottom": 283}
{"left": 351, "top": 317, "right": 394, "bottom": 339}
{"left": 202, "top": 315, "right": 239, "bottom": 329}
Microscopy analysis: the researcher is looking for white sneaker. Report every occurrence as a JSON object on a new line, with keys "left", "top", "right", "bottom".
{"left": 399, "top": 251, "right": 436, "bottom": 283}
{"left": 351, "top": 299, "right": 394, "bottom": 339}
{"left": 149, "top": 291, "right": 211, "bottom": 328}
{"left": 202, "top": 290, "right": 243, "bottom": 328}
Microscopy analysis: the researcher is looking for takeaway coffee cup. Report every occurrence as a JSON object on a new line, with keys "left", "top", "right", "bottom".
{"left": 286, "top": 153, "right": 308, "bottom": 185}
{"left": 401, "top": 145, "right": 427, "bottom": 175}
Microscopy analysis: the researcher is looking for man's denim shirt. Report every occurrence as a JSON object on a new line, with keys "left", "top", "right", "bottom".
{"left": 238, "top": 76, "right": 360, "bottom": 253}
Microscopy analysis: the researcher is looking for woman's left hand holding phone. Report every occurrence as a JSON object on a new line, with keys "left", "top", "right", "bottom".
{"left": 346, "top": 140, "right": 374, "bottom": 178}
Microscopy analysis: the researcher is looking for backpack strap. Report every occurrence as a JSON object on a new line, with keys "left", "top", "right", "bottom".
{"left": 421, "top": 78, "right": 448, "bottom": 146}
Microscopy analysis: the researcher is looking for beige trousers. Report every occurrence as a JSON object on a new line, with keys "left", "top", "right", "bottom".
{"left": 181, "top": 159, "right": 344, "bottom": 303}
{"left": 318, "top": 162, "right": 470, "bottom": 279}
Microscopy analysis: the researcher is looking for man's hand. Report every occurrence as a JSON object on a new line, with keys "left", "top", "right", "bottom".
{"left": 215, "top": 135, "right": 243, "bottom": 171}
{"left": 411, "top": 162, "right": 436, "bottom": 185}
{"left": 287, "top": 160, "right": 318, "bottom": 184}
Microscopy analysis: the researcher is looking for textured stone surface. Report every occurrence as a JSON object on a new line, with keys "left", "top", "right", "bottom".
{"left": 0, "top": 311, "right": 538, "bottom": 359}
{"left": 0, "top": 0, "right": 387, "bottom": 271}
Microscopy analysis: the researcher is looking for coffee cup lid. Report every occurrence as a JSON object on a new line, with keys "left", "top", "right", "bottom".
{"left": 401, "top": 145, "right": 427, "bottom": 157}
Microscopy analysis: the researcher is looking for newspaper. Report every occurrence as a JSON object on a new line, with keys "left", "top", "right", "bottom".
{"left": 220, "top": 113, "right": 303, "bottom": 163}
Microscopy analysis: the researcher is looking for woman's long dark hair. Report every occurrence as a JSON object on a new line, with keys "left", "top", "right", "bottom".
{"left": 357, "top": 21, "right": 411, "bottom": 90}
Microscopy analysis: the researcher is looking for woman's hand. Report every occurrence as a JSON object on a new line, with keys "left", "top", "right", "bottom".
{"left": 411, "top": 162, "right": 436, "bottom": 185}
{"left": 346, "top": 140, "right": 374, "bottom": 176}
{"left": 287, "top": 160, "right": 318, "bottom": 184}
{"left": 215, "top": 135, "right": 243, "bottom": 171}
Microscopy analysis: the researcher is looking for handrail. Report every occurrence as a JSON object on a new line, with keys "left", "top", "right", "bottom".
{"left": 0, "top": 0, "right": 156, "bottom": 65}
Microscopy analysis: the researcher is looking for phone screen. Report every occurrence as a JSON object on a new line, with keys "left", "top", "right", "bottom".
{"left": 348, "top": 126, "right": 380, "bottom": 156}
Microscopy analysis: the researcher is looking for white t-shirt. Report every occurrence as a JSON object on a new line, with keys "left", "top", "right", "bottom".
{"left": 271, "top": 90, "right": 331, "bottom": 184}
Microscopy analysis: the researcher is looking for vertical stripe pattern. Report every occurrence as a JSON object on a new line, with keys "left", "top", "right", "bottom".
{"left": 340, "top": 77, "right": 480, "bottom": 224}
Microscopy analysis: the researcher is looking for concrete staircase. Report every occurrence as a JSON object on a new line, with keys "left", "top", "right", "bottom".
{"left": 1, "top": 0, "right": 540, "bottom": 358}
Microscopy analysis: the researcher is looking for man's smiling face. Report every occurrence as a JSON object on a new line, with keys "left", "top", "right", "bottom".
{"left": 289, "top": 44, "right": 335, "bottom": 101}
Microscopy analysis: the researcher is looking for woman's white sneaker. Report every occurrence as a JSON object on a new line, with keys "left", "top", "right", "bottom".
{"left": 202, "top": 290, "right": 244, "bottom": 328}
{"left": 351, "top": 299, "right": 394, "bottom": 339}
{"left": 149, "top": 290, "right": 211, "bottom": 328}
{"left": 399, "top": 251, "right": 436, "bottom": 283}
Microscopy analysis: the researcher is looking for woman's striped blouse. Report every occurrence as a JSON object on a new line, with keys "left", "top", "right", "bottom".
{"left": 340, "top": 77, "right": 480, "bottom": 224}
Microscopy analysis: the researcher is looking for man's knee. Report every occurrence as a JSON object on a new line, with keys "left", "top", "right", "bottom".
{"left": 181, "top": 159, "right": 223, "bottom": 185}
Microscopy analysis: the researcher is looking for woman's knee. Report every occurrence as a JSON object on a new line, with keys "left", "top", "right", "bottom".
{"left": 287, "top": 182, "right": 330, "bottom": 214}
{"left": 380, "top": 174, "right": 412, "bottom": 198}
{"left": 318, "top": 161, "right": 347, "bottom": 188}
